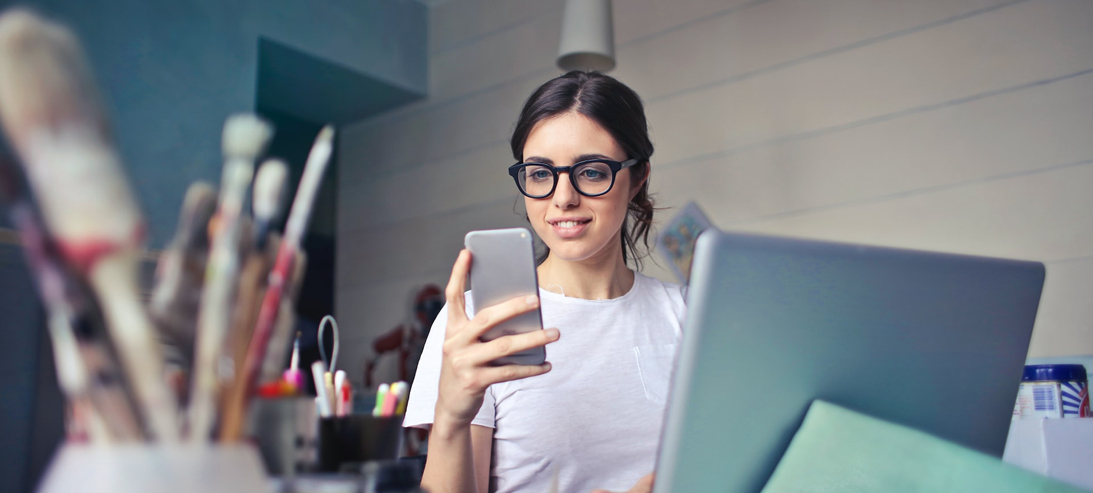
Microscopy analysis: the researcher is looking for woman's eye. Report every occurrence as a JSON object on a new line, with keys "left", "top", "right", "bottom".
{"left": 578, "top": 168, "right": 607, "bottom": 180}
{"left": 526, "top": 169, "right": 552, "bottom": 181}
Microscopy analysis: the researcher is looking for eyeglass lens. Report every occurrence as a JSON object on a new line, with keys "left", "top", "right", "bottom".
{"left": 520, "top": 162, "right": 615, "bottom": 197}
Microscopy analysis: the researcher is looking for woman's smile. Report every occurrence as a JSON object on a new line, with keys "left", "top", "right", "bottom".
{"left": 547, "top": 216, "right": 592, "bottom": 238}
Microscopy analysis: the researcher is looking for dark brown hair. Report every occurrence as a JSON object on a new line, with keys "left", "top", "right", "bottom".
{"left": 511, "top": 71, "right": 655, "bottom": 268}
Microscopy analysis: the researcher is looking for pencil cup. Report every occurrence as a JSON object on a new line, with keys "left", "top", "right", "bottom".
{"left": 37, "top": 443, "right": 269, "bottom": 493}
{"left": 317, "top": 415, "right": 403, "bottom": 472}
{"left": 247, "top": 396, "right": 318, "bottom": 475}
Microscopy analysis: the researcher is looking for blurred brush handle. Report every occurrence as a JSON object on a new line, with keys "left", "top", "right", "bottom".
{"left": 88, "top": 253, "right": 180, "bottom": 441}
{"left": 55, "top": 226, "right": 146, "bottom": 275}
{"left": 217, "top": 249, "right": 274, "bottom": 442}
{"left": 259, "top": 254, "right": 307, "bottom": 383}
{"left": 241, "top": 247, "right": 295, "bottom": 400}
{"left": 12, "top": 205, "right": 146, "bottom": 442}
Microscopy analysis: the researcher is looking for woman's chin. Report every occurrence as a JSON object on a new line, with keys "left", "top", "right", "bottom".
{"left": 543, "top": 240, "right": 615, "bottom": 264}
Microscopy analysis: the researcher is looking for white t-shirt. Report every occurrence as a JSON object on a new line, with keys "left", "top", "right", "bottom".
{"left": 405, "top": 272, "right": 686, "bottom": 493}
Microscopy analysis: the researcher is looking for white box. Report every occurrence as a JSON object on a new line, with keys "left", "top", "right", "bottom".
{"left": 1003, "top": 418, "right": 1093, "bottom": 491}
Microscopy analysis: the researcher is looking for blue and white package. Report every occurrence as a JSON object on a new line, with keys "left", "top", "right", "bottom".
{"left": 1014, "top": 365, "right": 1090, "bottom": 419}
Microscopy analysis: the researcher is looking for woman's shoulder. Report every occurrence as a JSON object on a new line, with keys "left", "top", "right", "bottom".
{"left": 634, "top": 271, "right": 687, "bottom": 308}
{"left": 632, "top": 271, "right": 687, "bottom": 337}
{"left": 635, "top": 271, "right": 683, "bottom": 294}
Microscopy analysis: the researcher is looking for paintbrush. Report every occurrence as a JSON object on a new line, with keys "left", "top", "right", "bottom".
{"left": 241, "top": 126, "right": 333, "bottom": 409}
{"left": 216, "top": 234, "right": 278, "bottom": 442}
{"left": 217, "top": 159, "right": 287, "bottom": 441}
{"left": 73, "top": 322, "right": 147, "bottom": 441}
{"left": 0, "top": 156, "right": 143, "bottom": 442}
{"left": 0, "top": 9, "right": 179, "bottom": 440}
{"left": 218, "top": 240, "right": 309, "bottom": 442}
{"left": 149, "top": 182, "right": 217, "bottom": 370}
{"left": 258, "top": 249, "right": 307, "bottom": 383}
{"left": 252, "top": 158, "right": 288, "bottom": 250}
{"left": 0, "top": 157, "right": 91, "bottom": 425}
{"left": 187, "top": 114, "right": 272, "bottom": 442}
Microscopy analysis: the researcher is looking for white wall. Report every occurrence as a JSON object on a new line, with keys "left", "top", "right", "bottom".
{"left": 336, "top": 0, "right": 1093, "bottom": 386}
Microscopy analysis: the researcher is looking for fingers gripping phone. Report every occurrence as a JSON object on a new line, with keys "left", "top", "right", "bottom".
{"left": 464, "top": 228, "right": 546, "bottom": 366}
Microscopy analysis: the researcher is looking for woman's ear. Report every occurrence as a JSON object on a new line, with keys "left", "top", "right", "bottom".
{"left": 629, "top": 162, "right": 650, "bottom": 200}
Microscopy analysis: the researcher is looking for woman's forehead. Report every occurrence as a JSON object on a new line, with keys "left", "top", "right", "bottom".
{"left": 523, "top": 112, "right": 624, "bottom": 162}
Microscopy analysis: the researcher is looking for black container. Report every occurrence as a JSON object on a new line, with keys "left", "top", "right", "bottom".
{"left": 248, "top": 397, "right": 318, "bottom": 475}
{"left": 318, "top": 415, "right": 403, "bottom": 472}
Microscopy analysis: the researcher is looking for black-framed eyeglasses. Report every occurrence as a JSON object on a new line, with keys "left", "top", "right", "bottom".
{"left": 508, "top": 158, "right": 639, "bottom": 198}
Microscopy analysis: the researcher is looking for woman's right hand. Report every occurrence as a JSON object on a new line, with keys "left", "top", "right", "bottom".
{"left": 434, "top": 249, "right": 559, "bottom": 428}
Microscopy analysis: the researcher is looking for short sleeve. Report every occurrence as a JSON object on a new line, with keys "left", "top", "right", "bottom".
{"left": 642, "top": 274, "right": 688, "bottom": 339}
{"left": 403, "top": 298, "right": 497, "bottom": 430}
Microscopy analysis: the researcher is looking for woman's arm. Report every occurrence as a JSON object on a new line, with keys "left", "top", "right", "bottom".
{"left": 421, "top": 423, "right": 493, "bottom": 493}
{"left": 419, "top": 249, "right": 558, "bottom": 493}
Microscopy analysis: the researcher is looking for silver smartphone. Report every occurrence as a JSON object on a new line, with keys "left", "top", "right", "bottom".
{"left": 464, "top": 228, "right": 546, "bottom": 366}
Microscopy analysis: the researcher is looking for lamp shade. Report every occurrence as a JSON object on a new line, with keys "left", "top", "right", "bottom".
{"left": 557, "top": 0, "right": 615, "bottom": 72}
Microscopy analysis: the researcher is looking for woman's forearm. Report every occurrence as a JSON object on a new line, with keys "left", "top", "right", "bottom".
{"left": 421, "top": 250, "right": 549, "bottom": 492}
{"left": 420, "top": 416, "right": 480, "bottom": 493}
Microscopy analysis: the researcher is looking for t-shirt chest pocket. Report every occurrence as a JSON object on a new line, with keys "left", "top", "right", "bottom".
{"left": 632, "top": 343, "right": 677, "bottom": 404}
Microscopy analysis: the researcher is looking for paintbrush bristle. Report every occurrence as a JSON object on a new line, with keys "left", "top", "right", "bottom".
{"left": 316, "top": 125, "right": 334, "bottom": 148}
{"left": 0, "top": 9, "right": 105, "bottom": 146}
{"left": 252, "top": 158, "right": 287, "bottom": 220}
{"left": 177, "top": 182, "right": 218, "bottom": 249}
{"left": 222, "top": 114, "right": 272, "bottom": 161}
{"left": 0, "top": 8, "right": 141, "bottom": 244}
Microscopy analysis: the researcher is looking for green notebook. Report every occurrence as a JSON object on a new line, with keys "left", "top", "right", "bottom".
{"left": 763, "top": 401, "right": 1083, "bottom": 493}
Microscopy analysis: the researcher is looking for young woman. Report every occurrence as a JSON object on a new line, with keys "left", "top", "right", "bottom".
{"left": 405, "top": 71, "right": 685, "bottom": 493}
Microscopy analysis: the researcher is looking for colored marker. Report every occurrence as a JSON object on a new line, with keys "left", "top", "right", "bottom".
{"left": 324, "top": 371, "right": 336, "bottom": 415}
{"left": 311, "top": 361, "right": 331, "bottom": 417}
{"left": 337, "top": 374, "right": 352, "bottom": 416}
{"left": 394, "top": 382, "right": 410, "bottom": 416}
{"left": 333, "top": 370, "right": 346, "bottom": 416}
{"left": 282, "top": 331, "right": 303, "bottom": 390}
{"left": 373, "top": 383, "right": 389, "bottom": 417}
{"left": 382, "top": 382, "right": 404, "bottom": 417}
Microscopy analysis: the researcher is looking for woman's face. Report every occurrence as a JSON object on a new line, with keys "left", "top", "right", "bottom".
{"left": 521, "top": 111, "right": 642, "bottom": 264}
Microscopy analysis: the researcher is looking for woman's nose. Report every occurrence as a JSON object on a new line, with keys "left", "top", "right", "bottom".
{"left": 552, "top": 172, "right": 580, "bottom": 208}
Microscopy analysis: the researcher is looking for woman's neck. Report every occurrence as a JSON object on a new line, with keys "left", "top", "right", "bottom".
{"left": 537, "top": 242, "right": 635, "bottom": 300}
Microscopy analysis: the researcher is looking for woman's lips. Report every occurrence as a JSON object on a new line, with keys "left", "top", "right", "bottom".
{"left": 549, "top": 218, "right": 591, "bottom": 239}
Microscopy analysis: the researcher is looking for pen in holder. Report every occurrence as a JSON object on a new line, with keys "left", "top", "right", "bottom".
{"left": 318, "top": 414, "right": 403, "bottom": 473}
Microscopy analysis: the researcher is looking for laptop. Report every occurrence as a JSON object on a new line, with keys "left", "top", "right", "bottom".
{"left": 654, "top": 230, "right": 1045, "bottom": 492}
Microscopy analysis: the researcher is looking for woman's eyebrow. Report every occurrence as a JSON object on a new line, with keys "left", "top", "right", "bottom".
{"left": 524, "top": 156, "right": 553, "bottom": 165}
{"left": 575, "top": 153, "right": 612, "bottom": 162}
{"left": 523, "top": 154, "right": 614, "bottom": 165}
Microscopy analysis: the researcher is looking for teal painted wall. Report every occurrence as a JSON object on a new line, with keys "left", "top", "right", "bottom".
{"left": 0, "top": 2, "right": 426, "bottom": 491}
{"left": 3, "top": 0, "right": 426, "bottom": 246}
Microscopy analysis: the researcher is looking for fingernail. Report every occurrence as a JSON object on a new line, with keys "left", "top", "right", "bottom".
{"left": 546, "top": 328, "right": 560, "bottom": 339}
{"left": 525, "top": 295, "right": 538, "bottom": 305}
{"left": 542, "top": 362, "right": 552, "bottom": 371}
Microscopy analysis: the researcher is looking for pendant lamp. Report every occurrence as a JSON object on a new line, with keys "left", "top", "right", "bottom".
{"left": 556, "top": 0, "right": 616, "bottom": 72}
